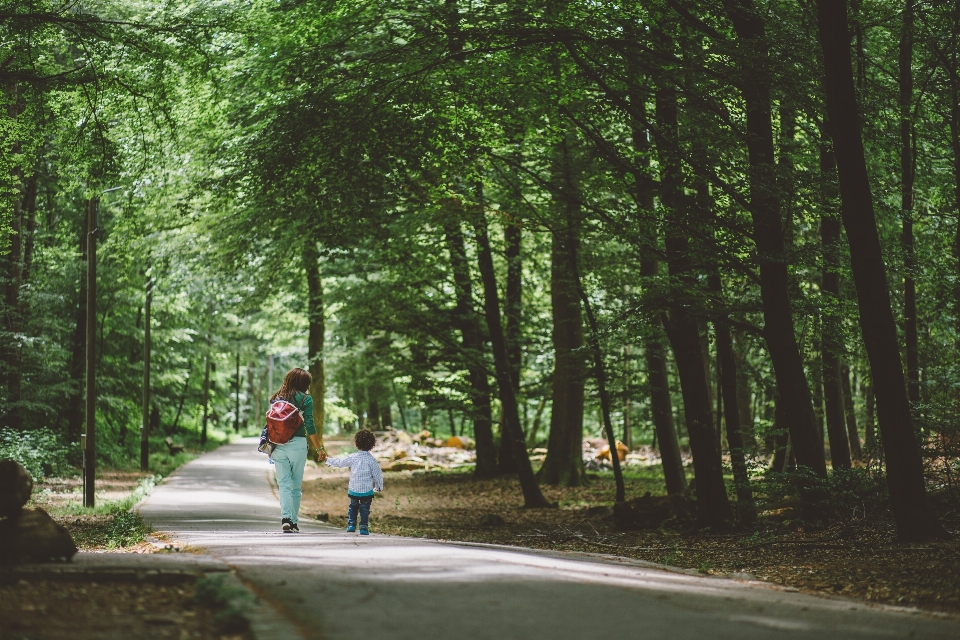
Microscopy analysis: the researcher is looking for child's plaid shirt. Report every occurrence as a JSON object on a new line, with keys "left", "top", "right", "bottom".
{"left": 326, "top": 451, "right": 384, "bottom": 495}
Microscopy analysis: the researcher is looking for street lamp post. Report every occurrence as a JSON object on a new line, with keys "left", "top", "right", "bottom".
{"left": 83, "top": 187, "right": 121, "bottom": 508}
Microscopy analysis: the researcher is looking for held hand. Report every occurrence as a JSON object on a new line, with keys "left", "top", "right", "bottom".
{"left": 315, "top": 449, "right": 328, "bottom": 463}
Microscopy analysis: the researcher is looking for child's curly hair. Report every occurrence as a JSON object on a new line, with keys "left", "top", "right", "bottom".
{"left": 355, "top": 429, "right": 376, "bottom": 451}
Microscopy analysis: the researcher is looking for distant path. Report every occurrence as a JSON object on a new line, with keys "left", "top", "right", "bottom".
{"left": 138, "top": 439, "right": 959, "bottom": 640}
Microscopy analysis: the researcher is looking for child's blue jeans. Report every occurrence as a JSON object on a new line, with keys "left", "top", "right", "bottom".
{"left": 348, "top": 494, "right": 373, "bottom": 527}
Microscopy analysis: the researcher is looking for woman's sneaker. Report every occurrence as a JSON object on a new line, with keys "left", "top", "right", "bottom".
{"left": 346, "top": 524, "right": 356, "bottom": 533}
{"left": 359, "top": 526, "right": 369, "bottom": 536}
{"left": 282, "top": 518, "right": 293, "bottom": 533}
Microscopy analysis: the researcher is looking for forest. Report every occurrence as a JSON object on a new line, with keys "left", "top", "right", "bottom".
{"left": 2, "top": 0, "right": 959, "bottom": 549}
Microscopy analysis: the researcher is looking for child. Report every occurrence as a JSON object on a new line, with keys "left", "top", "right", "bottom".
{"left": 326, "top": 429, "right": 384, "bottom": 535}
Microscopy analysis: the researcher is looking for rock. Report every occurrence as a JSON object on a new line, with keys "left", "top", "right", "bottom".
{"left": 392, "top": 447, "right": 408, "bottom": 460}
{"left": 0, "top": 508, "right": 77, "bottom": 564}
{"left": 0, "top": 459, "right": 33, "bottom": 517}
{"left": 479, "top": 514, "right": 505, "bottom": 528}
{"left": 597, "top": 441, "right": 629, "bottom": 462}
{"left": 315, "top": 512, "right": 329, "bottom": 522}
{"left": 613, "top": 493, "right": 691, "bottom": 530}
{"left": 396, "top": 431, "right": 413, "bottom": 444}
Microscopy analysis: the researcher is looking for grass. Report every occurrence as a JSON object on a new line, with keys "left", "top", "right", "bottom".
{"left": 49, "top": 475, "right": 159, "bottom": 517}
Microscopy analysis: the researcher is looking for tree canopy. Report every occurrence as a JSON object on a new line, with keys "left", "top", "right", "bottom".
{"left": 2, "top": 0, "right": 959, "bottom": 541}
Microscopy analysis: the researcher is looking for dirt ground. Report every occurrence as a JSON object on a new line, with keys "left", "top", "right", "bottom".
{"left": 302, "top": 437, "right": 960, "bottom": 617}
{"left": 0, "top": 574, "right": 253, "bottom": 640}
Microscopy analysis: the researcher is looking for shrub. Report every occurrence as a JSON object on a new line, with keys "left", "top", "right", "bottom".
{"left": 757, "top": 465, "right": 889, "bottom": 526}
{"left": 0, "top": 427, "right": 68, "bottom": 480}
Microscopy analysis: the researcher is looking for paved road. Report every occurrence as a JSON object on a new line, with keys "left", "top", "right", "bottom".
{"left": 138, "top": 439, "right": 959, "bottom": 640}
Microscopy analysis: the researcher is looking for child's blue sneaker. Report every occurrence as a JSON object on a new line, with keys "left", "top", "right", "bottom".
{"left": 359, "top": 527, "right": 369, "bottom": 536}
{"left": 346, "top": 525, "right": 356, "bottom": 533}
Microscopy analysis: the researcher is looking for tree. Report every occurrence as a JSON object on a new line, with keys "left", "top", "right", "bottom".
{"left": 816, "top": 0, "right": 948, "bottom": 541}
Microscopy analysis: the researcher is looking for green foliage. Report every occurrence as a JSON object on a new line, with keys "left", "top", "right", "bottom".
{"left": 103, "top": 510, "right": 148, "bottom": 549}
{"left": 0, "top": 428, "right": 67, "bottom": 479}
{"left": 2, "top": 0, "right": 958, "bottom": 526}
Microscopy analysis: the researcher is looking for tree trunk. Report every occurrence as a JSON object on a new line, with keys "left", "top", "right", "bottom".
{"left": 201, "top": 358, "right": 210, "bottom": 445}
{"left": 622, "top": 347, "right": 632, "bottom": 449}
{"left": 952, "top": 54, "right": 960, "bottom": 353}
{"left": 841, "top": 363, "right": 863, "bottom": 461}
{"left": 770, "top": 399, "right": 789, "bottom": 473}
{"left": 500, "top": 218, "right": 523, "bottom": 473}
{"left": 444, "top": 216, "right": 497, "bottom": 478}
{"left": 67, "top": 209, "right": 88, "bottom": 441}
{"left": 900, "top": 2, "right": 919, "bottom": 405}
{"left": 172, "top": 362, "right": 192, "bottom": 433}
{"left": 471, "top": 193, "right": 550, "bottom": 508}
{"left": 725, "top": 0, "right": 828, "bottom": 479}
{"left": 732, "top": 333, "right": 755, "bottom": 447}
{"left": 656, "top": 85, "right": 731, "bottom": 528}
{"left": 304, "top": 242, "right": 326, "bottom": 446}
{"left": 577, "top": 274, "right": 626, "bottom": 502}
{"left": 714, "top": 316, "right": 756, "bottom": 523}
{"left": 821, "top": 142, "right": 852, "bottom": 471}
{"left": 631, "top": 93, "right": 687, "bottom": 495}
{"left": 864, "top": 382, "right": 876, "bottom": 454}
{"left": 539, "top": 139, "right": 587, "bottom": 487}
{"left": 816, "top": 0, "right": 948, "bottom": 541}
{"left": 526, "top": 397, "right": 547, "bottom": 447}
{"left": 2, "top": 176, "right": 29, "bottom": 429}
{"left": 382, "top": 402, "right": 393, "bottom": 429}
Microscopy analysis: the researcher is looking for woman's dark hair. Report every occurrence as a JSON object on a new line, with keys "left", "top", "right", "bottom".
{"left": 355, "top": 429, "right": 376, "bottom": 451}
{"left": 271, "top": 368, "right": 312, "bottom": 402}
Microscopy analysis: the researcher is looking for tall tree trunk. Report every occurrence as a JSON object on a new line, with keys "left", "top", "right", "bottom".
{"left": 622, "top": 347, "right": 632, "bottom": 449}
{"left": 304, "top": 242, "right": 326, "bottom": 448}
{"left": 732, "top": 333, "right": 755, "bottom": 447}
{"left": 841, "top": 363, "right": 863, "bottom": 461}
{"left": 816, "top": 0, "right": 948, "bottom": 541}
{"left": 201, "top": 355, "right": 211, "bottom": 446}
{"left": 526, "top": 397, "right": 547, "bottom": 448}
{"left": 864, "top": 381, "right": 876, "bottom": 455}
{"left": 821, "top": 143, "right": 852, "bottom": 470}
{"left": 539, "top": 139, "right": 587, "bottom": 487}
{"left": 1, "top": 83, "right": 25, "bottom": 430}
{"left": 770, "top": 399, "right": 790, "bottom": 473}
{"left": 577, "top": 277, "right": 626, "bottom": 502}
{"left": 500, "top": 218, "right": 523, "bottom": 473}
{"left": 656, "top": 85, "right": 731, "bottom": 528}
{"left": 713, "top": 313, "right": 756, "bottom": 523}
{"left": 900, "top": 2, "right": 919, "bottom": 405}
{"left": 2, "top": 176, "right": 29, "bottom": 429}
{"left": 444, "top": 215, "right": 497, "bottom": 478}
{"left": 471, "top": 191, "right": 550, "bottom": 508}
{"left": 171, "top": 362, "right": 192, "bottom": 433}
{"left": 724, "top": 1, "right": 828, "bottom": 479}
{"left": 20, "top": 173, "right": 38, "bottom": 292}
{"left": 948, "top": 14, "right": 960, "bottom": 355}
{"left": 631, "top": 91, "right": 687, "bottom": 495}
{"left": 67, "top": 208, "right": 88, "bottom": 441}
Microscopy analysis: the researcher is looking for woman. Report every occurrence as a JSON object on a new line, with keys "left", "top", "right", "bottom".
{"left": 270, "top": 367, "right": 327, "bottom": 532}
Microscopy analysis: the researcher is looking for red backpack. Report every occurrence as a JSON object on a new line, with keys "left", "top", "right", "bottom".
{"left": 265, "top": 393, "right": 307, "bottom": 444}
